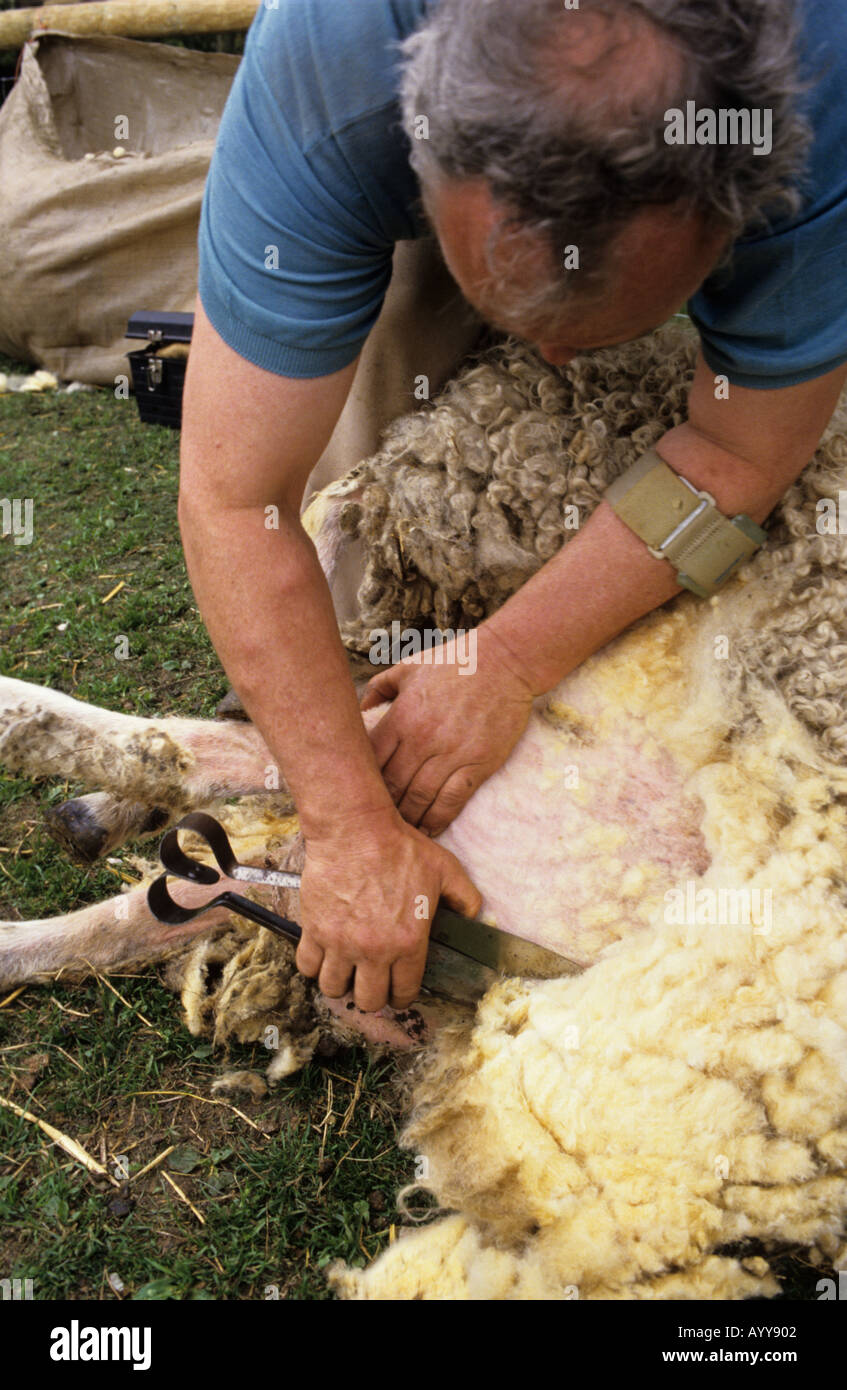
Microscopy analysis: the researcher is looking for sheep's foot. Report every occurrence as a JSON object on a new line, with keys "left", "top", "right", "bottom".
{"left": 215, "top": 688, "right": 251, "bottom": 721}
{"left": 44, "top": 793, "right": 171, "bottom": 862}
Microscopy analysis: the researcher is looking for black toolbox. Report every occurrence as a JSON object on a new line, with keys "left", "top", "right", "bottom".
{"left": 126, "top": 310, "right": 194, "bottom": 428}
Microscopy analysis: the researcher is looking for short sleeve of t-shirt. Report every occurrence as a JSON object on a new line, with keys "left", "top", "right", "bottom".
{"left": 203, "top": 0, "right": 847, "bottom": 389}
{"left": 690, "top": 0, "right": 847, "bottom": 390}
{"left": 197, "top": 0, "right": 430, "bottom": 378}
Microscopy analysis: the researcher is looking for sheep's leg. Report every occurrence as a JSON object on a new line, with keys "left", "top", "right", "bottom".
{"left": 0, "top": 677, "right": 279, "bottom": 812}
{"left": 0, "top": 878, "right": 455, "bottom": 1051}
{"left": 0, "top": 880, "right": 236, "bottom": 987}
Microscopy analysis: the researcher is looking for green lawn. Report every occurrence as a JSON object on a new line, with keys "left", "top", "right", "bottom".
{"left": 0, "top": 359, "right": 415, "bottom": 1300}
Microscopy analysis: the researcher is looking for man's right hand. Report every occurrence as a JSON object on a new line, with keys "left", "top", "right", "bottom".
{"left": 295, "top": 807, "right": 483, "bottom": 1013}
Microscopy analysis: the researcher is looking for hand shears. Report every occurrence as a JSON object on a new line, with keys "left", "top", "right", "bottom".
{"left": 147, "top": 812, "right": 581, "bottom": 1004}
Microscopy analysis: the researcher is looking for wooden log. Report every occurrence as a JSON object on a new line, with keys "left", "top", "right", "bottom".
{"left": 0, "top": 0, "right": 259, "bottom": 49}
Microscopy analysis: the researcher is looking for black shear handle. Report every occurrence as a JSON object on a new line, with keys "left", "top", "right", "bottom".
{"left": 147, "top": 875, "right": 302, "bottom": 946}
{"left": 221, "top": 892, "right": 302, "bottom": 945}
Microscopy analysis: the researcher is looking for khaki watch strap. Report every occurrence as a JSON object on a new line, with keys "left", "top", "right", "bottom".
{"left": 606, "top": 449, "right": 767, "bottom": 598}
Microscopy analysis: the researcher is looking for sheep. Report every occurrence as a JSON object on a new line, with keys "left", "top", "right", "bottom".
{"left": 309, "top": 320, "right": 847, "bottom": 1298}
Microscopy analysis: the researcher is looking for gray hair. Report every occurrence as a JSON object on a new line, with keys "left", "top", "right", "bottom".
{"left": 399, "top": 0, "right": 812, "bottom": 324}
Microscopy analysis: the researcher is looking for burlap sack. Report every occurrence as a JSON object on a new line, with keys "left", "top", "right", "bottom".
{"left": 0, "top": 31, "right": 238, "bottom": 384}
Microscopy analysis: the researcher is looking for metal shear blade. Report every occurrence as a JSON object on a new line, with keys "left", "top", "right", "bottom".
{"left": 158, "top": 811, "right": 301, "bottom": 889}
{"left": 147, "top": 812, "right": 302, "bottom": 944}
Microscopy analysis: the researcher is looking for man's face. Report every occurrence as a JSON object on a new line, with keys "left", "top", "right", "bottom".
{"left": 428, "top": 180, "right": 730, "bottom": 366}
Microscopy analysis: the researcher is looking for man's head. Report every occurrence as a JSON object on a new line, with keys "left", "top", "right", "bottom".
{"left": 400, "top": 0, "right": 810, "bottom": 363}
{"left": 427, "top": 180, "right": 731, "bottom": 365}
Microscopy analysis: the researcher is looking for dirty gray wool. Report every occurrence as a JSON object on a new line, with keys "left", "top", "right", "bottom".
{"left": 337, "top": 322, "right": 695, "bottom": 642}
{"left": 332, "top": 320, "right": 847, "bottom": 764}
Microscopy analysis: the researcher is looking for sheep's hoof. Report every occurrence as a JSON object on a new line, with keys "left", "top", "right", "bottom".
{"left": 214, "top": 688, "right": 250, "bottom": 721}
{"left": 45, "top": 796, "right": 168, "bottom": 862}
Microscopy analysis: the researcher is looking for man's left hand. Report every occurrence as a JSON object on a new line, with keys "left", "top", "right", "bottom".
{"left": 360, "top": 629, "right": 535, "bottom": 835}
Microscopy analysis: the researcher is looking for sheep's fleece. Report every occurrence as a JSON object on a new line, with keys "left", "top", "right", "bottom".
{"left": 292, "top": 320, "right": 847, "bottom": 1300}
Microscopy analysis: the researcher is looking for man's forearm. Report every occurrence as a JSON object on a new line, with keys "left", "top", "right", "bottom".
{"left": 483, "top": 348, "right": 847, "bottom": 696}
{"left": 480, "top": 416, "right": 805, "bottom": 696}
{"left": 179, "top": 498, "right": 394, "bottom": 838}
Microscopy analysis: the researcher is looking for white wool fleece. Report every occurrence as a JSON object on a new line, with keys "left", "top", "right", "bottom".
{"left": 330, "top": 583, "right": 847, "bottom": 1299}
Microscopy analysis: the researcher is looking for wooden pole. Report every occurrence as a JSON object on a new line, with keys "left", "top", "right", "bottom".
{"left": 0, "top": 0, "right": 260, "bottom": 49}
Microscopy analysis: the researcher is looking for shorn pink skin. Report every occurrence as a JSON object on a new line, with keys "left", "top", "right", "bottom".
{"left": 0, "top": 663, "right": 708, "bottom": 1049}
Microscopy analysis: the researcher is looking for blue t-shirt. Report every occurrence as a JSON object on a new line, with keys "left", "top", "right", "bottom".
{"left": 198, "top": 0, "right": 431, "bottom": 378}
{"left": 198, "top": 0, "right": 847, "bottom": 389}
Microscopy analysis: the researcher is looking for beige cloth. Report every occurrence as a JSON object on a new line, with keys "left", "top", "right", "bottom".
{"left": 305, "top": 236, "right": 485, "bottom": 620}
{"left": 0, "top": 31, "right": 482, "bottom": 614}
{"left": 0, "top": 31, "right": 238, "bottom": 383}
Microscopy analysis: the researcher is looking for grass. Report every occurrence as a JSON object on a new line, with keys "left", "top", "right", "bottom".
{"left": 0, "top": 977, "right": 412, "bottom": 1301}
{"left": 0, "top": 357, "right": 417, "bottom": 1300}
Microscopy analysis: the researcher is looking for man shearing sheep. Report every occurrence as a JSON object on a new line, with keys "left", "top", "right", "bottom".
{"left": 180, "top": 0, "right": 847, "bottom": 1012}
